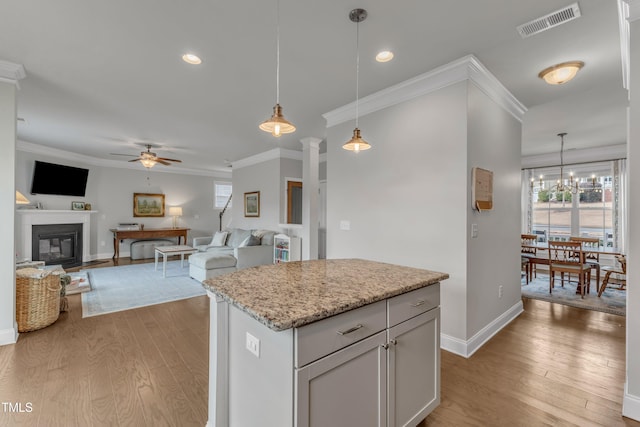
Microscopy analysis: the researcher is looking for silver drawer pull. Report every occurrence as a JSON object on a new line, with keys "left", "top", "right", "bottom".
{"left": 389, "top": 339, "right": 397, "bottom": 346}
{"left": 410, "top": 300, "right": 425, "bottom": 307}
{"left": 337, "top": 324, "right": 363, "bottom": 336}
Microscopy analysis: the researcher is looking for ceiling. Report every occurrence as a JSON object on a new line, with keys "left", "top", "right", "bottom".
{"left": 1, "top": 0, "right": 629, "bottom": 174}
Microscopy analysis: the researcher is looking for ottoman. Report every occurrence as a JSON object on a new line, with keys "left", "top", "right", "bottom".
{"left": 130, "top": 239, "right": 174, "bottom": 260}
{"left": 189, "top": 252, "right": 237, "bottom": 283}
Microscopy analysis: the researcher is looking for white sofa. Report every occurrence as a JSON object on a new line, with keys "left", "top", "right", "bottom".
{"left": 189, "top": 228, "right": 276, "bottom": 282}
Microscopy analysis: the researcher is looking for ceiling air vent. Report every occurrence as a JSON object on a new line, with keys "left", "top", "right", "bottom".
{"left": 517, "top": 3, "right": 581, "bottom": 38}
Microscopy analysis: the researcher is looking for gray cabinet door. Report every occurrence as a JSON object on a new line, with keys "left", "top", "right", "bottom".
{"left": 387, "top": 308, "right": 440, "bottom": 427}
{"left": 295, "top": 331, "right": 387, "bottom": 427}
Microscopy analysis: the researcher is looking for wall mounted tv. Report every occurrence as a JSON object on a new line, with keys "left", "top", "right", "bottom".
{"left": 30, "top": 161, "right": 89, "bottom": 197}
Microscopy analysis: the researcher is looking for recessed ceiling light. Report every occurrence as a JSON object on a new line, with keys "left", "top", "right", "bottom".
{"left": 375, "top": 50, "right": 394, "bottom": 63}
{"left": 538, "top": 61, "right": 584, "bottom": 85}
{"left": 182, "top": 53, "right": 202, "bottom": 65}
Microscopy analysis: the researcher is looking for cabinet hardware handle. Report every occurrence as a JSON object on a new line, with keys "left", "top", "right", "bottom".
{"left": 337, "top": 324, "right": 364, "bottom": 336}
{"left": 410, "top": 300, "right": 425, "bottom": 307}
{"left": 381, "top": 343, "right": 389, "bottom": 350}
{"left": 389, "top": 339, "right": 397, "bottom": 346}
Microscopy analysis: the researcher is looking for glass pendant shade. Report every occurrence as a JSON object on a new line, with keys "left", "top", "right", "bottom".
{"left": 140, "top": 158, "right": 157, "bottom": 168}
{"left": 259, "top": 103, "right": 296, "bottom": 137}
{"left": 342, "top": 128, "right": 371, "bottom": 152}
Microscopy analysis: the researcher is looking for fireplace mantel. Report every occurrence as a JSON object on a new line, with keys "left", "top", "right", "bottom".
{"left": 16, "top": 210, "right": 97, "bottom": 263}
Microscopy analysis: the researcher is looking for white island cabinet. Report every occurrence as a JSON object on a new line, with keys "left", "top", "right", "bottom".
{"left": 203, "top": 259, "right": 447, "bottom": 427}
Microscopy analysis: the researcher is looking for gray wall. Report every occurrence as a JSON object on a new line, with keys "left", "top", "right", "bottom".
{"left": 326, "top": 80, "right": 522, "bottom": 345}
{"left": 16, "top": 150, "right": 228, "bottom": 259}
{"left": 465, "top": 83, "right": 522, "bottom": 339}
{"left": 1, "top": 82, "right": 17, "bottom": 342}
{"left": 232, "top": 158, "right": 281, "bottom": 231}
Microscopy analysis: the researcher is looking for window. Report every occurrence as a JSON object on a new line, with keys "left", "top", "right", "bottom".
{"left": 523, "top": 160, "right": 624, "bottom": 249}
{"left": 214, "top": 181, "right": 232, "bottom": 209}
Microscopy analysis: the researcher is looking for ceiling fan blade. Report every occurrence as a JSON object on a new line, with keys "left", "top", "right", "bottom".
{"left": 155, "top": 159, "right": 171, "bottom": 166}
{"left": 110, "top": 153, "right": 138, "bottom": 157}
{"left": 156, "top": 157, "right": 182, "bottom": 163}
{"left": 128, "top": 158, "right": 143, "bottom": 162}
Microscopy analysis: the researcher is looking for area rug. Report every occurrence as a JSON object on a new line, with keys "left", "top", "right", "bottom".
{"left": 521, "top": 274, "right": 626, "bottom": 316}
{"left": 81, "top": 261, "right": 206, "bottom": 318}
{"left": 66, "top": 271, "right": 91, "bottom": 295}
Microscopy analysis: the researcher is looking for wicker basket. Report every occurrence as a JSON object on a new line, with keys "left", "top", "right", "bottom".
{"left": 16, "top": 268, "right": 61, "bottom": 332}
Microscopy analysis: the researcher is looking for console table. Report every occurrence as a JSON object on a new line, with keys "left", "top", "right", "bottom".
{"left": 110, "top": 228, "right": 189, "bottom": 263}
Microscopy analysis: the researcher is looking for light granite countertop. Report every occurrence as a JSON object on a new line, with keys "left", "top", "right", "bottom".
{"left": 202, "top": 258, "right": 449, "bottom": 331}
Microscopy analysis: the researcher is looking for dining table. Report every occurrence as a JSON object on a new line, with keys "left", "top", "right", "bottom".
{"left": 521, "top": 241, "right": 623, "bottom": 294}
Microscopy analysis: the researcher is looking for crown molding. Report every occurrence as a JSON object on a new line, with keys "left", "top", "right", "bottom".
{"left": 323, "top": 54, "right": 526, "bottom": 128}
{"left": 521, "top": 143, "right": 627, "bottom": 169}
{"left": 16, "top": 140, "right": 231, "bottom": 178}
{"left": 232, "top": 147, "right": 303, "bottom": 170}
{"left": 0, "top": 60, "right": 26, "bottom": 89}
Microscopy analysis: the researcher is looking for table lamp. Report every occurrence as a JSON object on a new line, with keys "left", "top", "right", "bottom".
{"left": 169, "top": 206, "right": 183, "bottom": 229}
{"left": 16, "top": 191, "right": 30, "bottom": 205}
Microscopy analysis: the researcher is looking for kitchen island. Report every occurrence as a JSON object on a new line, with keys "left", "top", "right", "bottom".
{"left": 202, "top": 258, "right": 448, "bottom": 427}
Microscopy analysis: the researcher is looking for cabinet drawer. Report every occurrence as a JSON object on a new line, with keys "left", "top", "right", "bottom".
{"left": 387, "top": 283, "right": 440, "bottom": 327}
{"left": 295, "top": 300, "right": 386, "bottom": 368}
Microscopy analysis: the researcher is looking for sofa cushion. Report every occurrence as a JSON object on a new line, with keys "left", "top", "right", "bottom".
{"left": 210, "top": 231, "right": 228, "bottom": 247}
{"left": 189, "top": 252, "right": 237, "bottom": 269}
{"left": 261, "top": 231, "right": 276, "bottom": 246}
{"left": 227, "top": 228, "right": 252, "bottom": 248}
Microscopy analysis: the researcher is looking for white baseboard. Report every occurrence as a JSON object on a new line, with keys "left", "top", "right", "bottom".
{"left": 0, "top": 324, "right": 19, "bottom": 346}
{"left": 441, "top": 300, "right": 524, "bottom": 358}
{"left": 623, "top": 382, "right": 640, "bottom": 421}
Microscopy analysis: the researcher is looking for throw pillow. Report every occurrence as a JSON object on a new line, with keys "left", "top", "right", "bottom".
{"left": 210, "top": 231, "right": 228, "bottom": 247}
{"left": 238, "top": 234, "right": 261, "bottom": 247}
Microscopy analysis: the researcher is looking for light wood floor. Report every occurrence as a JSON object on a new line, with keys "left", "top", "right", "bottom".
{"left": 1, "top": 258, "right": 638, "bottom": 426}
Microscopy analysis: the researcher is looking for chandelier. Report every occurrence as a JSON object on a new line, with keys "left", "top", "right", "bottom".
{"left": 534, "top": 132, "right": 578, "bottom": 195}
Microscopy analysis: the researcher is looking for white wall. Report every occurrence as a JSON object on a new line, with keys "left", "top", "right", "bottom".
{"left": 0, "top": 81, "right": 18, "bottom": 344}
{"left": 624, "top": 12, "right": 640, "bottom": 421}
{"left": 16, "top": 150, "right": 228, "bottom": 259}
{"left": 326, "top": 76, "right": 522, "bottom": 353}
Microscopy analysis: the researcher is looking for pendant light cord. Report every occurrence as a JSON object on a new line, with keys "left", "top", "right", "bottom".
{"left": 275, "top": 0, "right": 280, "bottom": 105}
{"left": 355, "top": 19, "right": 360, "bottom": 128}
{"left": 560, "top": 134, "right": 565, "bottom": 184}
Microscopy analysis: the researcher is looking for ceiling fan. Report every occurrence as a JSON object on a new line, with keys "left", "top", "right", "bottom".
{"left": 112, "top": 144, "right": 182, "bottom": 168}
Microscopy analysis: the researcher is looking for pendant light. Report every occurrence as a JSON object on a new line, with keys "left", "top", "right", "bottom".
{"left": 259, "top": 0, "right": 295, "bottom": 137}
{"left": 343, "top": 8, "right": 371, "bottom": 152}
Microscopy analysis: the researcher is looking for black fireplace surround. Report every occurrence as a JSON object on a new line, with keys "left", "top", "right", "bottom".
{"left": 32, "top": 223, "right": 83, "bottom": 268}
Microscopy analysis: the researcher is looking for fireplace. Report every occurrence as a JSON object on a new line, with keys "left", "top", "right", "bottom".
{"left": 32, "top": 223, "right": 83, "bottom": 268}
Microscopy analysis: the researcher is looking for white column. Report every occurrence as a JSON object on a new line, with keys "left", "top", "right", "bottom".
{"left": 0, "top": 60, "right": 26, "bottom": 346}
{"left": 300, "top": 137, "right": 321, "bottom": 260}
{"left": 624, "top": 1, "right": 640, "bottom": 420}
{"left": 206, "top": 291, "right": 229, "bottom": 427}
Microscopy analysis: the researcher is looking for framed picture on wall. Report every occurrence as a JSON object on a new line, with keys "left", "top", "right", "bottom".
{"left": 133, "top": 193, "right": 165, "bottom": 217}
{"left": 244, "top": 191, "right": 260, "bottom": 217}
{"left": 71, "top": 201, "right": 85, "bottom": 211}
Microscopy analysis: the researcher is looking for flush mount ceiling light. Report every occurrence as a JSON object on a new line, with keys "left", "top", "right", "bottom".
{"left": 182, "top": 53, "right": 202, "bottom": 65}
{"left": 343, "top": 8, "right": 371, "bottom": 153}
{"left": 538, "top": 61, "right": 584, "bottom": 85}
{"left": 259, "top": 0, "right": 295, "bottom": 137}
{"left": 375, "top": 50, "right": 394, "bottom": 63}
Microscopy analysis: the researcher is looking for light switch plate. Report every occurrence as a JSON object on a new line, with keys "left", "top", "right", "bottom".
{"left": 340, "top": 220, "right": 351, "bottom": 231}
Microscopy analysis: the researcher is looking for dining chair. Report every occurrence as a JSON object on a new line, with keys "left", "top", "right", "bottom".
{"left": 570, "top": 236, "right": 601, "bottom": 289}
{"left": 598, "top": 255, "right": 626, "bottom": 297}
{"left": 548, "top": 241, "right": 591, "bottom": 298}
{"left": 521, "top": 234, "right": 538, "bottom": 283}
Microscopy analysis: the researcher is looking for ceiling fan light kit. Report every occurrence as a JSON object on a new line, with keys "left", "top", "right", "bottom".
{"left": 260, "top": 0, "right": 295, "bottom": 137}
{"left": 538, "top": 60, "right": 584, "bottom": 85}
{"left": 120, "top": 144, "right": 182, "bottom": 168}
